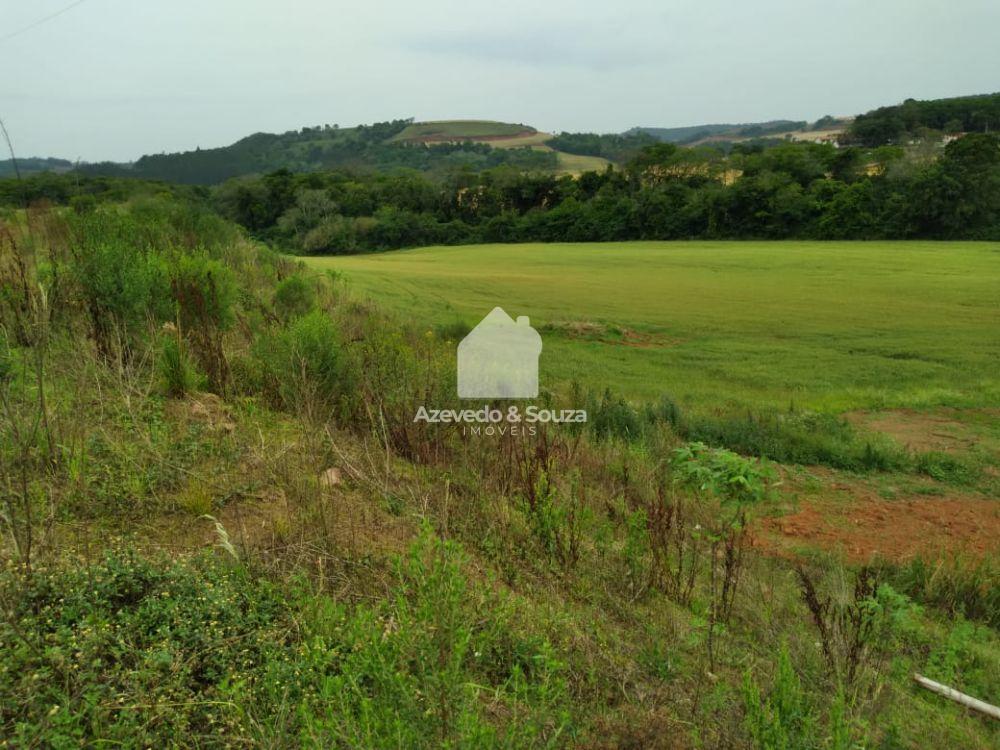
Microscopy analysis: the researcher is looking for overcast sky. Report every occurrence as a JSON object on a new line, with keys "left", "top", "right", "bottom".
{"left": 2, "top": 0, "right": 999, "bottom": 162}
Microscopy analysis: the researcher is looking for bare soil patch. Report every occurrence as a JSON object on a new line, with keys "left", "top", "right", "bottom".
{"left": 758, "top": 469, "right": 1000, "bottom": 563}
{"left": 844, "top": 408, "right": 981, "bottom": 453}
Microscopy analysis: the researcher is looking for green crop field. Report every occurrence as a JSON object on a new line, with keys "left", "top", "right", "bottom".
{"left": 391, "top": 119, "right": 534, "bottom": 141}
{"left": 303, "top": 241, "right": 1000, "bottom": 412}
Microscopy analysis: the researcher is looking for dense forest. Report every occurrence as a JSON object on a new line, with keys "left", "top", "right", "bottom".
{"left": 220, "top": 135, "right": 1000, "bottom": 250}
{"left": 543, "top": 131, "right": 659, "bottom": 161}
{"left": 845, "top": 92, "right": 1000, "bottom": 146}
{"left": 4, "top": 134, "right": 999, "bottom": 251}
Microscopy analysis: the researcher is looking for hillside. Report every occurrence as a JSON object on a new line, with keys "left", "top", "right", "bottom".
{"left": 0, "top": 156, "right": 74, "bottom": 177}
{"left": 11, "top": 92, "right": 999, "bottom": 186}
{"left": 392, "top": 120, "right": 613, "bottom": 175}
{"left": 70, "top": 119, "right": 558, "bottom": 184}
{"left": 845, "top": 91, "right": 1000, "bottom": 145}
{"left": 1, "top": 190, "right": 997, "bottom": 749}
{"left": 629, "top": 119, "right": 812, "bottom": 144}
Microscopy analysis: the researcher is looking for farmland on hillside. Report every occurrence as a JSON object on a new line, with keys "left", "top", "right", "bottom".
{"left": 392, "top": 120, "right": 613, "bottom": 174}
{"left": 391, "top": 120, "right": 537, "bottom": 142}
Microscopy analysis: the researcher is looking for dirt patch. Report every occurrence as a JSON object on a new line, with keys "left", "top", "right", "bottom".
{"left": 165, "top": 392, "right": 236, "bottom": 434}
{"left": 758, "top": 492, "right": 1000, "bottom": 563}
{"left": 844, "top": 408, "right": 982, "bottom": 453}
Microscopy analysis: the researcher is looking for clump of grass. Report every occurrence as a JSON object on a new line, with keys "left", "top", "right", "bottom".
{"left": 433, "top": 318, "right": 471, "bottom": 341}
{"left": 878, "top": 554, "right": 999, "bottom": 628}
{"left": 680, "top": 410, "right": 907, "bottom": 472}
{"left": 176, "top": 479, "right": 214, "bottom": 515}
{"left": 157, "top": 333, "right": 201, "bottom": 397}
{"left": 913, "top": 451, "right": 981, "bottom": 486}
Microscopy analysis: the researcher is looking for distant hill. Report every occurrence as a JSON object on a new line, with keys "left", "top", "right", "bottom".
{"left": 845, "top": 92, "right": 1000, "bottom": 146}
{"left": 0, "top": 157, "right": 74, "bottom": 177}
{"left": 10, "top": 92, "right": 997, "bottom": 185}
{"left": 627, "top": 120, "right": 810, "bottom": 144}
{"left": 68, "top": 119, "right": 560, "bottom": 184}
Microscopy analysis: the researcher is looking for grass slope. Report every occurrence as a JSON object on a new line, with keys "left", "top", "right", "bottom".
{"left": 304, "top": 241, "right": 1000, "bottom": 411}
{"left": 391, "top": 120, "right": 536, "bottom": 142}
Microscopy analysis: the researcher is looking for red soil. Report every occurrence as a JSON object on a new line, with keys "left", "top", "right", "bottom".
{"left": 758, "top": 494, "right": 1000, "bottom": 563}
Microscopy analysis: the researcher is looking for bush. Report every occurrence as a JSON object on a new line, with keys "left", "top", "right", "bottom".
{"left": 253, "top": 310, "right": 354, "bottom": 421}
{"left": 672, "top": 441, "right": 775, "bottom": 504}
{"left": 298, "top": 529, "right": 570, "bottom": 747}
{"left": 743, "top": 646, "right": 817, "bottom": 750}
{"left": 169, "top": 252, "right": 237, "bottom": 332}
{"left": 914, "top": 451, "right": 980, "bottom": 485}
{"left": 273, "top": 274, "right": 316, "bottom": 320}
{"left": 70, "top": 212, "right": 171, "bottom": 356}
{"left": 433, "top": 318, "right": 471, "bottom": 342}
{"left": 168, "top": 252, "right": 238, "bottom": 390}
{"left": 0, "top": 550, "right": 291, "bottom": 747}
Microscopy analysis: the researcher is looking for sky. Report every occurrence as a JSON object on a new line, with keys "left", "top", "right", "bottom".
{"left": 2, "top": 0, "right": 999, "bottom": 162}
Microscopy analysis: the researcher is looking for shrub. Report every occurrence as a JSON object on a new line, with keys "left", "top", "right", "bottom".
{"left": 588, "top": 389, "right": 645, "bottom": 441}
{"left": 743, "top": 646, "right": 817, "bottom": 750}
{"left": 0, "top": 539, "right": 571, "bottom": 747}
{"left": 520, "top": 471, "right": 582, "bottom": 570}
{"left": 795, "top": 566, "right": 913, "bottom": 688}
{"left": 70, "top": 213, "right": 171, "bottom": 357}
{"left": 169, "top": 252, "right": 237, "bottom": 332}
{"left": 296, "top": 530, "right": 571, "bottom": 746}
{"left": 254, "top": 310, "right": 353, "bottom": 422}
{"left": 671, "top": 441, "right": 775, "bottom": 504}
{"left": 0, "top": 550, "right": 291, "bottom": 747}
{"left": 168, "top": 252, "right": 238, "bottom": 391}
{"left": 0, "top": 333, "right": 11, "bottom": 384}
{"left": 273, "top": 274, "right": 316, "bottom": 320}
{"left": 433, "top": 318, "right": 471, "bottom": 342}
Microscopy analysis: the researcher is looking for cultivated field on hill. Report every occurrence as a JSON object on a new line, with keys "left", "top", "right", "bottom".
{"left": 391, "top": 120, "right": 613, "bottom": 173}
{"left": 303, "top": 241, "right": 1000, "bottom": 412}
{"left": 391, "top": 119, "right": 537, "bottom": 142}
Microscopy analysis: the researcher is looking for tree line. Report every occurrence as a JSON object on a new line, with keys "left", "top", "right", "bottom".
{"left": 207, "top": 135, "right": 1000, "bottom": 251}
{"left": 3, "top": 134, "right": 998, "bottom": 250}
{"left": 845, "top": 92, "right": 1000, "bottom": 146}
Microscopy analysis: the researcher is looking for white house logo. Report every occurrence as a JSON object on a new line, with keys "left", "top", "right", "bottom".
{"left": 457, "top": 307, "right": 541, "bottom": 399}
{"left": 412, "top": 306, "right": 586, "bottom": 434}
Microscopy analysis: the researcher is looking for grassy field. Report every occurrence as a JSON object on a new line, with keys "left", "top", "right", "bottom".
{"left": 304, "top": 241, "right": 1000, "bottom": 412}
